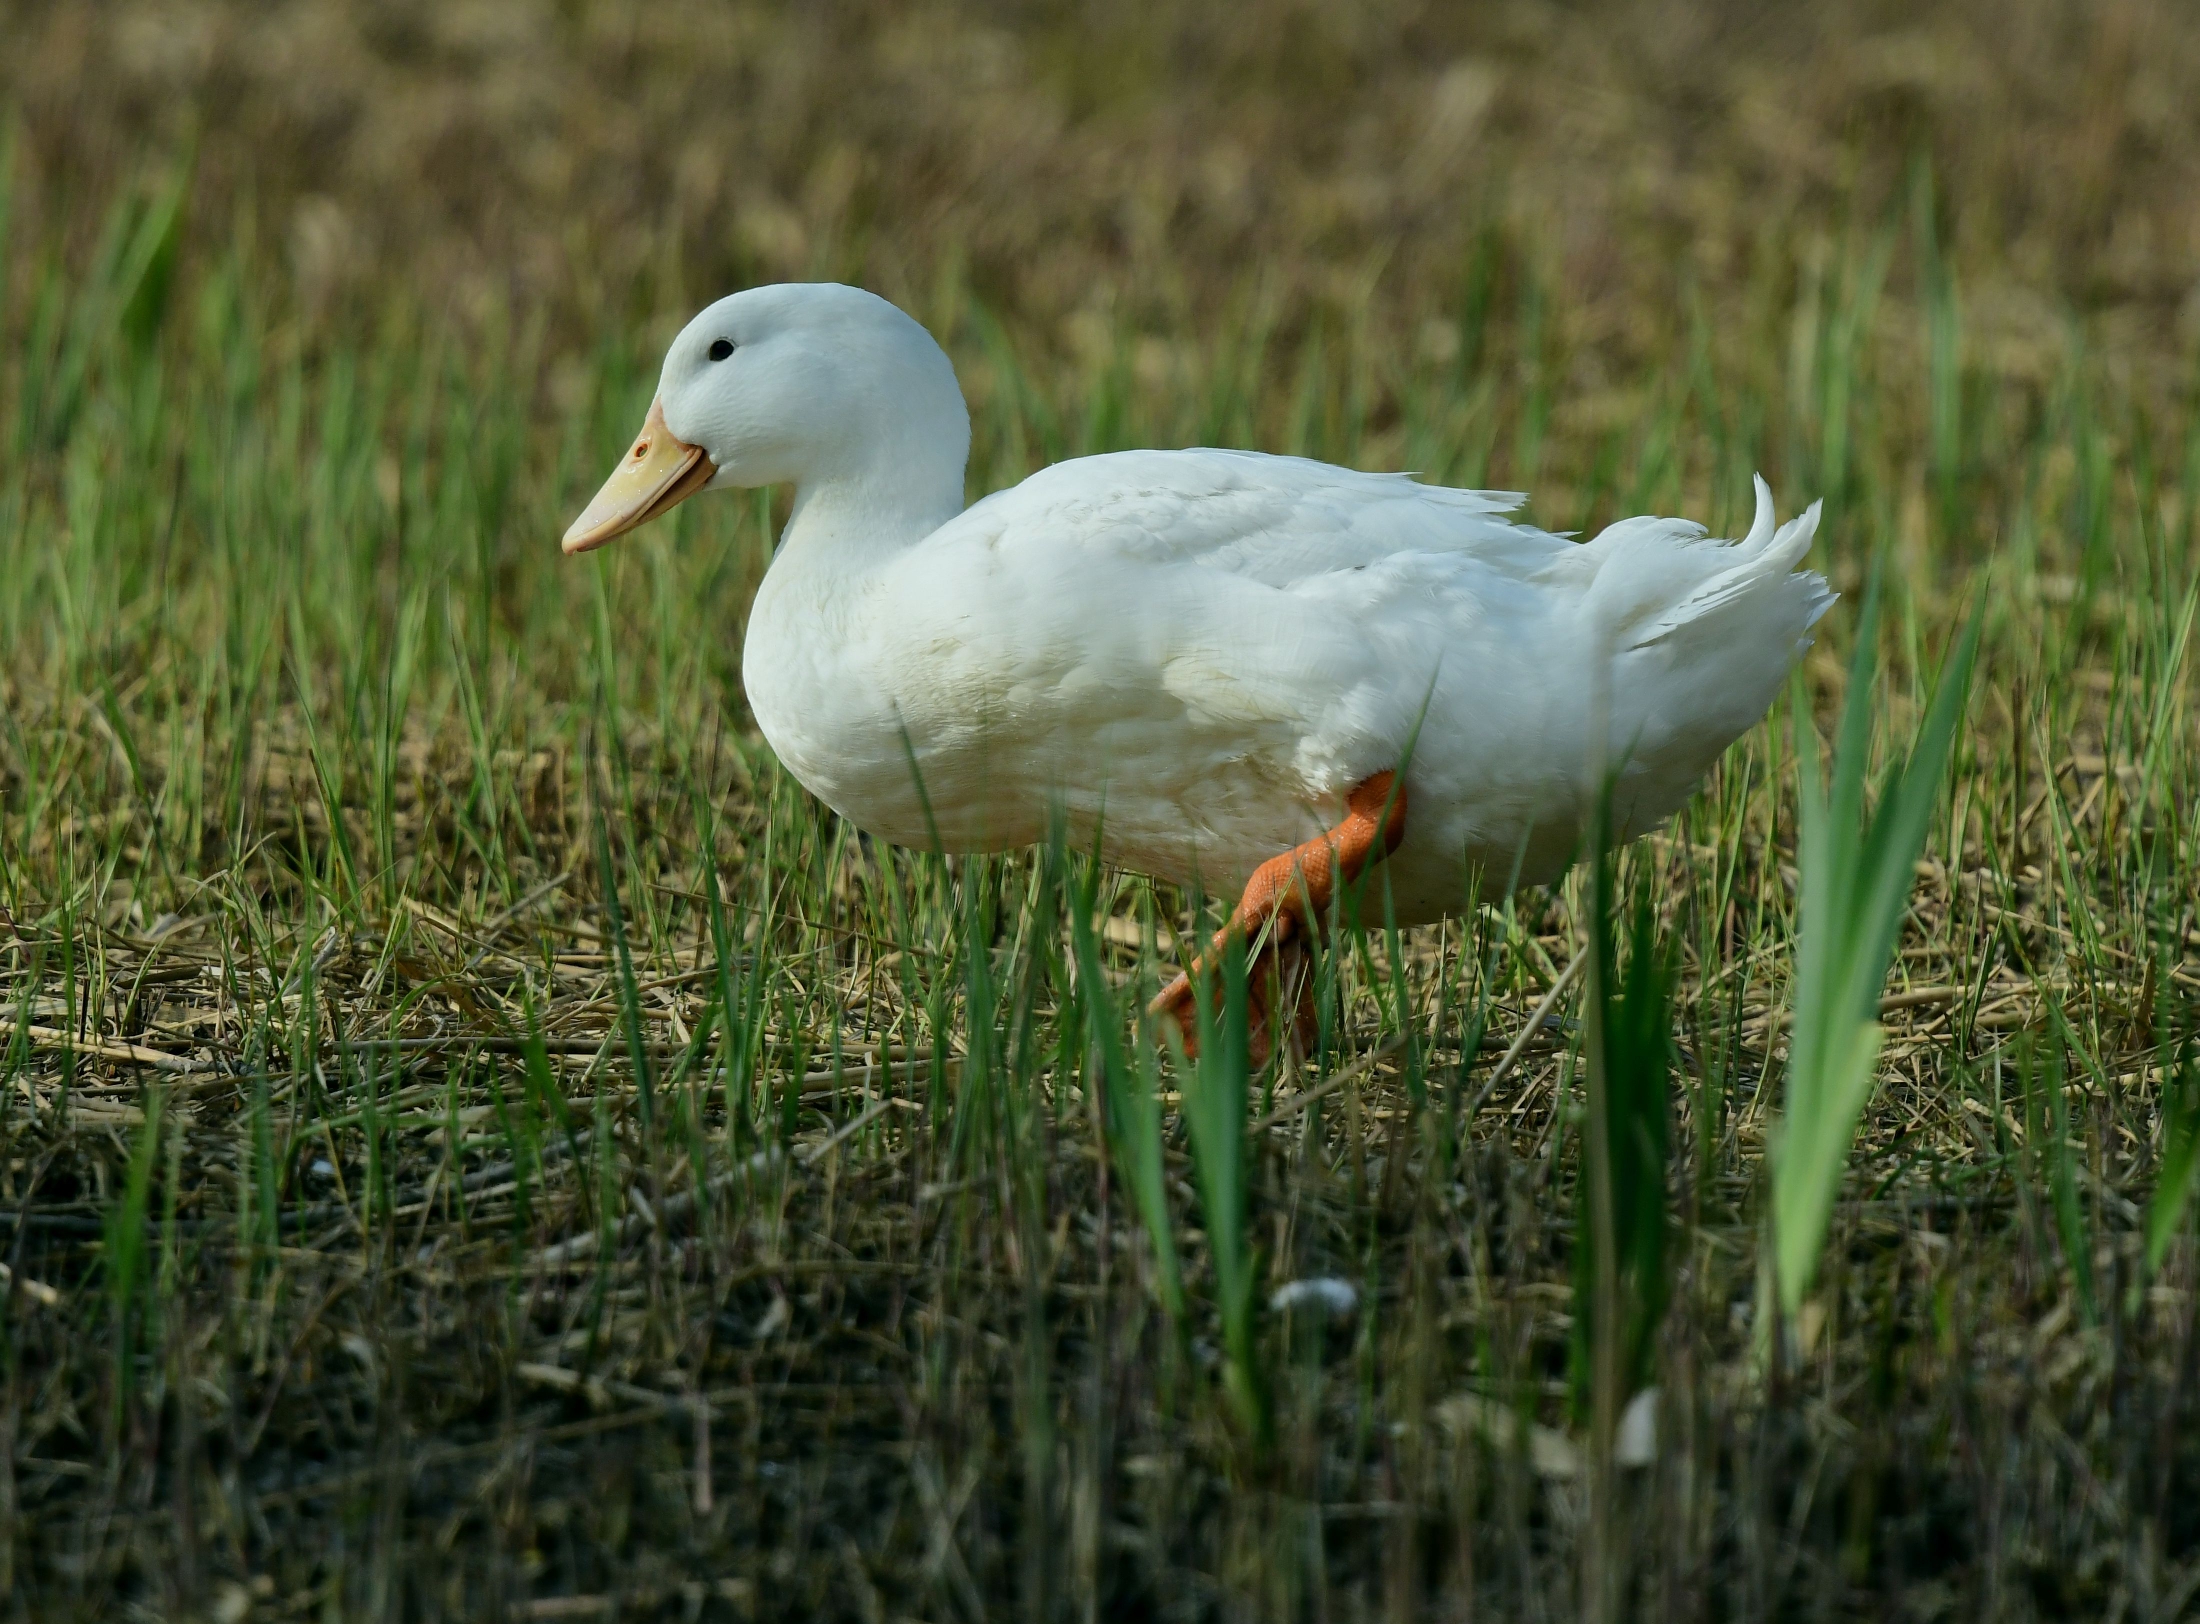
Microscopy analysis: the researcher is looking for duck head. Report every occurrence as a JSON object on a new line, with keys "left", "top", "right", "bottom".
{"left": 561, "top": 282, "right": 970, "bottom": 554}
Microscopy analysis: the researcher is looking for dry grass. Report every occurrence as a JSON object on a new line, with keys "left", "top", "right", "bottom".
{"left": 5, "top": 3, "right": 2200, "bottom": 1620}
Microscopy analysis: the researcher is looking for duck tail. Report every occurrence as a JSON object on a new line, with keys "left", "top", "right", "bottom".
{"left": 1614, "top": 474, "right": 1833, "bottom": 654}
{"left": 1586, "top": 475, "right": 1835, "bottom": 835}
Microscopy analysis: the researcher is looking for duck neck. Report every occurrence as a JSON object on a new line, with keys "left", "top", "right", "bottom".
{"left": 740, "top": 416, "right": 968, "bottom": 795}
{"left": 773, "top": 355, "right": 972, "bottom": 577}
{"left": 777, "top": 462, "right": 964, "bottom": 575}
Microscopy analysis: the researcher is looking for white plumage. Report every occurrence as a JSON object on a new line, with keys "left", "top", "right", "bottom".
{"left": 567, "top": 283, "right": 1832, "bottom": 925}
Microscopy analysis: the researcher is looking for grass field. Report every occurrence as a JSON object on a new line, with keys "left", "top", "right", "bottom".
{"left": 7, "top": 4, "right": 2200, "bottom": 1619}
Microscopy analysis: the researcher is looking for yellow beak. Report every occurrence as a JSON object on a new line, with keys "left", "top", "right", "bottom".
{"left": 561, "top": 398, "right": 717, "bottom": 554}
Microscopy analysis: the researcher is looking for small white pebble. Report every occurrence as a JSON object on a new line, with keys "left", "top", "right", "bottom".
{"left": 1615, "top": 1386, "right": 1659, "bottom": 1467}
{"left": 1268, "top": 1277, "right": 1358, "bottom": 1318}
{"left": 750, "top": 1295, "right": 790, "bottom": 1341}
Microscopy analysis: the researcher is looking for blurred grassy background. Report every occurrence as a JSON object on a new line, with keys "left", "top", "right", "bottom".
{"left": 7, "top": 4, "right": 2200, "bottom": 1622}
{"left": 11, "top": 0, "right": 2200, "bottom": 406}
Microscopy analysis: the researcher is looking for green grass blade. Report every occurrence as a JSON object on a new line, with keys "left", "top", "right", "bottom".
{"left": 1775, "top": 606, "right": 1980, "bottom": 1318}
{"left": 1068, "top": 863, "right": 1184, "bottom": 1325}
{"left": 2145, "top": 1036, "right": 2200, "bottom": 1279}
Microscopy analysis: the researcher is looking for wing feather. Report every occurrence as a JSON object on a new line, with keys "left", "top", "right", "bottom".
{"left": 943, "top": 448, "right": 1568, "bottom": 585}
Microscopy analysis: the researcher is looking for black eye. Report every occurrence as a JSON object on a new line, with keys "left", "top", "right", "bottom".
{"left": 707, "top": 338, "right": 735, "bottom": 362}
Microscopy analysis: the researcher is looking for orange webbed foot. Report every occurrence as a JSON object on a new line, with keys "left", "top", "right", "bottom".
{"left": 1148, "top": 770, "right": 1406, "bottom": 1065}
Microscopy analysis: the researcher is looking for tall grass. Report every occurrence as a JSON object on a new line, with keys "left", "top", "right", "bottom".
{"left": 1069, "top": 866, "right": 1186, "bottom": 1329}
{"left": 1573, "top": 847, "right": 1677, "bottom": 1417}
{"left": 1771, "top": 594, "right": 1980, "bottom": 1321}
{"left": 1175, "top": 936, "right": 1267, "bottom": 1445}
{"left": 1576, "top": 831, "right": 1679, "bottom": 1622}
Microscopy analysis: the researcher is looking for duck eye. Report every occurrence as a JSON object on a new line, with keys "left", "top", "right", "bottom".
{"left": 707, "top": 338, "right": 735, "bottom": 362}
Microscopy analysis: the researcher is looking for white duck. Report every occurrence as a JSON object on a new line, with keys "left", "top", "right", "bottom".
{"left": 564, "top": 283, "right": 1830, "bottom": 1050}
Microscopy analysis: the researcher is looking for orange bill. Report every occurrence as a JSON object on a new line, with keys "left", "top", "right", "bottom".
{"left": 561, "top": 398, "right": 716, "bottom": 554}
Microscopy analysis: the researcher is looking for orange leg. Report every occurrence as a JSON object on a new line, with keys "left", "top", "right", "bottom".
{"left": 1150, "top": 771, "right": 1408, "bottom": 1064}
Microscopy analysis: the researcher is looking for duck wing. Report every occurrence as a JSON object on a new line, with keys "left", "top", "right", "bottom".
{"left": 864, "top": 451, "right": 1569, "bottom": 865}
{"left": 947, "top": 447, "right": 1569, "bottom": 585}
